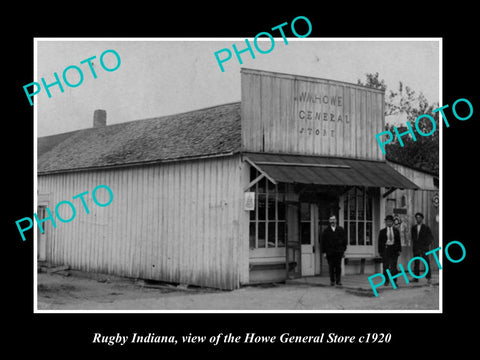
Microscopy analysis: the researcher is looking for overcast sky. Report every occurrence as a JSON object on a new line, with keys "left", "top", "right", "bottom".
{"left": 35, "top": 39, "right": 440, "bottom": 137}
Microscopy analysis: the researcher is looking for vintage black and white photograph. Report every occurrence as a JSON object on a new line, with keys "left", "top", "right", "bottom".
{"left": 33, "top": 38, "right": 440, "bottom": 312}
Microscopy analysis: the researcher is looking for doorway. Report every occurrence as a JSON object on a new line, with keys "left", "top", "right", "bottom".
{"left": 299, "top": 194, "right": 339, "bottom": 277}
{"left": 300, "top": 202, "right": 316, "bottom": 276}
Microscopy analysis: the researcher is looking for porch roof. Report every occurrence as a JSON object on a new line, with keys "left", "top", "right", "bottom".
{"left": 244, "top": 152, "right": 419, "bottom": 190}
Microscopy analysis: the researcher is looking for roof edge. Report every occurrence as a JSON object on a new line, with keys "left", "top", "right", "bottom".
{"left": 241, "top": 68, "right": 385, "bottom": 94}
{"left": 38, "top": 101, "right": 242, "bottom": 140}
{"left": 241, "top": 151, "right": 390, "bottom": 164}
{"left": 386, "top": 157, "right": 439, "bottom": 177}
{"left": 38, "top": 151, "right": 240, "bottom": 176}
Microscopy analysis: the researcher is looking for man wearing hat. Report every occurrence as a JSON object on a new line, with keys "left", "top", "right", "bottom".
{"left": 378, "top": 215, "right": 402, "bottom": 287}
{"left": 411, "top": 212, "right": 434, "bottom": 283}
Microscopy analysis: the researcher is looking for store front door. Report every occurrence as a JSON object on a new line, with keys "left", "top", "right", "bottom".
{"left": 300, "top": 194, "right": 339, "bottom": 277}
{"left": 300, "top": 202, "right": 316, "bottom": 276}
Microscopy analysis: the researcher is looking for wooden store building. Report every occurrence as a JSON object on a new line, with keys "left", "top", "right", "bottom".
{"left": 37, "top": 68, "right": 438, "bottom": 290}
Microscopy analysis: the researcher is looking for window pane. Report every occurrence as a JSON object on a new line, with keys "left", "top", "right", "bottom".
{"left": 358, "top": 222, "right": 364, "bottom": 245}
{"left": 344, "top": 196, "right": 348, "bottom": 220}
{"left": 267, "top": 194, "right": 276, "bottom": 220}
{"left": 349, "top": 190, "right": 356, "bottom": 220}
{"left": 300, "top": 221, "right": 311, "bottom": 245}
{"left": 278, "top": 222, "right": 286, "bottom": 247}
{"left": 300, "top": 203, "right": 310, "bottom": 221}
{"left": 249, "top": 222, "right": 256, "bottom": 249}
{"left": 267, "top": 179, "right": 276, "bottom": 192}
{"left": 257, "top": 177, "right": 266, "bottom": 193}
{"left": 249, "top": 205, "right": 256, "bottom": 220}
{"left": 277, "top": 194, "right": 285, "bottom": 220}
{"left": 257, "top": 194, "right": 266, "bottom": 220}
{"left": 268, "top": 222, "right": 276, "bottom": 247}
{"left": 366, "top": 222, "right": 372, "bottom": 245}
{"left": 349, "top": 222, "right": 356, "bottom": 245}
{"left": 257, "top": 222, "right": 266, "bottom": 248}
{"left": 357, "top": 189, "right": 364, "bottom": 220}
{"left": 366, "top": 190, "right": 372, "bottom": 220}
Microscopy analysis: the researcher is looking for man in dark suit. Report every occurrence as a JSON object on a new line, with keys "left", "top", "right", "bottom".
{"left": 378, "top": 215, "right": 401, "bottom": 287}
{"left": 411, "top": 212, "right": 434, "bottom": 283}
{"left": 321, "top": 215, "right": 347, "bottom": 286}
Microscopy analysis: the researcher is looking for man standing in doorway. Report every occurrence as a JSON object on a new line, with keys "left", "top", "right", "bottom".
{"left": 378, "top": 215, "right": 401, "bottom": 287}
{"left": 411, "top": 212, "right": 434, "bottom": 284}
{"left": 321, "top": 215, "right": 347, "bottom": 286}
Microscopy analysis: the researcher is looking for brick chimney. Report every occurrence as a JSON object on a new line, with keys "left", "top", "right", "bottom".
{"left": 93, "top": 109, "right": 107, "bottom": 128}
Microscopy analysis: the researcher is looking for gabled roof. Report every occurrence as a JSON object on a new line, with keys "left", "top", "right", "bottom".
{"left": 38, "top": 102, "right": 242, "bottom": 174}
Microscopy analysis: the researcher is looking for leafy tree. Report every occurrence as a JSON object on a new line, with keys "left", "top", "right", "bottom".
{"left": 357, "top": 72, "right": 386, "bottom": 91}
{"left": 358, "top": 73, "right": 439, "bottom": 174}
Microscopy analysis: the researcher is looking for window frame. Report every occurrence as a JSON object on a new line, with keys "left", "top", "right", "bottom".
{"left": 343, "top": 186, "right": 374, "bottom": 248}
{"left": 248, "top": 168, "right": 286, "bottom": 250}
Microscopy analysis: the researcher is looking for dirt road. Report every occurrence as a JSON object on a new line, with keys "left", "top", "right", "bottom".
{"left": 37, "top": 271, "right": 439, "bottom": 311}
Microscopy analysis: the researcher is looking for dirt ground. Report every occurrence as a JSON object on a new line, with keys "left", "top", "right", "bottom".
{"left": 36, "top": 270, "right": 439, "bottom": 311}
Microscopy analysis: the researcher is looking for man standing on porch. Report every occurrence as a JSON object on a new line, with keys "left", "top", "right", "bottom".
{"left": 321, "top": 215, "right": 347, "bottom": 286}
{"left": 411, "top": 212, "right": 434, "bottom": 284}
{"left": 378, "top": 215, "right": 402, "bottom": 287}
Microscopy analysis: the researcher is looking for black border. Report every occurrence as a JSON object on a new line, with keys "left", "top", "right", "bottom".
{"left": 7, "top": 6, "right": 478, "bottom": 355}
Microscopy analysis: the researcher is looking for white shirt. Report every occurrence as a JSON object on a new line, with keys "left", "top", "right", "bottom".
{"left": 386, "top": 226, "right": 394, "bottom": 245}
{"left": 330, "top": 225, "right": 336, "bottom": 232}
{"left": 417, "top": 224, "right": 422, "bottom": 236}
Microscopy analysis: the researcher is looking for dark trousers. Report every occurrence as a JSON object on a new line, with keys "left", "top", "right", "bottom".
{"left": 413, "top": 252, "right": 431, "bottom": 279}
{"left": 326, "top": 253, "right": 343, "bottom": 284}
{"left": 382, "top": 246, "right": 399, "bottom": 285}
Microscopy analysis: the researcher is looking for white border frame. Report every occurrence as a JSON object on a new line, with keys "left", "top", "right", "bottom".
{"left": 33, "top": 37, "right": 442, "bottom": 314}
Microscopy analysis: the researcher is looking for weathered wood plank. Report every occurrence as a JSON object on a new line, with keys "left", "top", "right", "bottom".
{"left": 241, "top": 69, "right": 385, "bottom": 160}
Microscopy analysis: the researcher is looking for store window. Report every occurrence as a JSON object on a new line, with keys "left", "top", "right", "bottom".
{"left": 248, "top": 167, "right": 286, "bottom": 249}
{"left": 343, "top": 187, "right": 373, "bottom": 246}
{"left": 300, "top": 203, "right": 311, "bottom": 245}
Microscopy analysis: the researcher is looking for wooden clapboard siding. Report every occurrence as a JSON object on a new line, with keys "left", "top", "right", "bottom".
{"left": 388, "top": 162, "right": 437, "bottom": 190}
{"left": 344, "top": 86, "right": 351, "bottom": 155}
{"left": 37, "top": 155, "right": 244, "bottom": 290}
{"left": 241, "top": 68, "right": 385, "bottom": 161}
{"left": 384, "top": 162, "right": 439, "bottom": 269}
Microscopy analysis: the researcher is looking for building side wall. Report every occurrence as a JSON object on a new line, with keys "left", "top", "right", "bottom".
{"left": 38, "top": 155, "right": 244, "bottom": 290}
{"left": 238, "top": 157, "right": 253, "bottom": 285}
{"left": 384, "top": 163, "right": 439, "bottom": 270}
{"left": 388, "top": 161, "right": 437, "bottom": 190}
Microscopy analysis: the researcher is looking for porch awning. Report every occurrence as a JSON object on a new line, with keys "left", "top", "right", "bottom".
{"left": 244, "top": 152, "right": 419, "bottom": 190}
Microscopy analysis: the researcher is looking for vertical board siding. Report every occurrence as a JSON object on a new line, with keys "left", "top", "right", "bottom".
{"left": 384, "top": 163, "right": 439, "bottom": 269}
{"left": 241, "top": 69, "right": 385, "bottom": 161}
{"left": 388, "top": 162, "right": 437, "bottom": 190}
{"left": 38, "top": 155, "right": 243, "bottom": 290}
{"left": 238, "top": 159, "right": 251, "bottom": 285}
